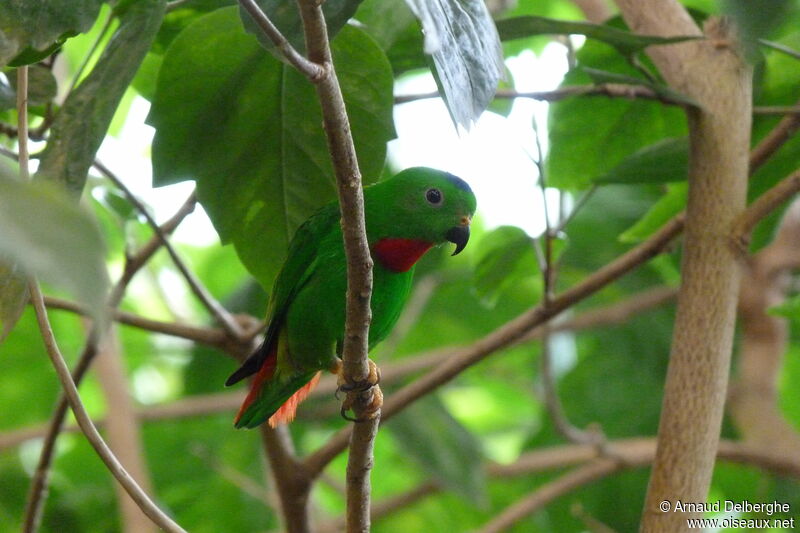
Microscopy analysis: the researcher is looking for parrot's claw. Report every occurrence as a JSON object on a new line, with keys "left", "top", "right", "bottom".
{"left": 336, "top": 359, "right": 383, "bottom": 422}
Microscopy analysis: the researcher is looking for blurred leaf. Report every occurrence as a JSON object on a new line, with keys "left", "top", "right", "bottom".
{"left": 473, "top": 226, "right": 539, "bottom": 307}
{"left": 149, "top": 8, "right": 394, "bottom": 289}
{"left": 595, "top": 137, "right": 689, "bottom": 184}
{"left": 0, "top": 260, "right": 27, "bottom": 342}
{"left": 619, "top": 183, "right": 686, "bottom": 243}
{"left": 36, "top": 0, "right": 166, "bottom": 196}
{"left": 759, "top": 39, "right": 800, "bottom": 61}
{"left": 6, "top": 64, "right": 57, "bottom": 105}
{"left": 488, "top": 75, "right": 514, "bottom": 117}
{"left": 405, "top": 0, "right": 503, "bottom": 129}
{"left": 388, "top": 395, "right": 487, "bottom": 505}
{"left": 768, "top": 293, "right": 800, "bottom": 318}
{"left": 355, "top": 0, "right": 417, "bottom": 49}
{"left": 240, "top": 0, "right": 363, "bottom": 56}
{"left": 0, "top": 0, "right": 103, "bottom": 67}
{"left": 722, "top": 0, "right": 792, "bottom": 59}
{"left": 497, "top": 15, "right": 700, "bottom": 56}
{"left": 0, "top": 177, "right": 109, "bottom": 324}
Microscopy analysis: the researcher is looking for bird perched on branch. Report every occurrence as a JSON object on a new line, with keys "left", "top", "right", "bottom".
{"left": 226, "top": 167, "right": 476, "bottom": 428}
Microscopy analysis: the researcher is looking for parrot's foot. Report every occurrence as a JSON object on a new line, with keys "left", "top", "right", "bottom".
{"left": 333, "top": 359, "right": 383, "bottom": 422}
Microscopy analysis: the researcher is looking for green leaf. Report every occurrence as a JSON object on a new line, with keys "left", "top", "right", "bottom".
{"left": 473, "top": 226, "right": 539, "bottom": 307}
{"left": 0, "top": 260, "right": 27, "bottom": 342}
{"left": 35, "top": 0, "right": 166, "bottom": 196}
{"left": 595, "top": 137, "right": 689, "bottom": 184}
{"left": 388, "top": 395, "right": 487, "bottom": 505}
{"left": 619, "top": 183, "right": 686, "bottom": 243}
{"left": 239, "top": 0, "right": 363, "bottom": 56}
{"left": 496, "top": 15, "right": 701, "bottom": 57}
{"left": 768, "top": 293, "right": 800, "bottom": 318}
{"left": 405, "top": 0, "right": 503, "bottom": 128}
{"left": 0, "top": 177, "right": 108, "bottom": 325}
{"left": 0, "top": 0, "right": 104, "bottom": 67}
{"left": 722, "top": 0, "right": 792, "bottom": 60}
{"left": 546, "top": 33, "right": 687, "bottom": 189}
{"left": 149, "top": 8, "right": 394, "bottom": 289}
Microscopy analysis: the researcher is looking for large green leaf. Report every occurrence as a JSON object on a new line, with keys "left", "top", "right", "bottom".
{"left": 405, "top": 0, "right": 503, "bottom": 129}
{"left": 149, "top": 7, "right": 394, "bottom": 289}
{"left": 388, "top": 395, "right": 487, "bottom": 505}
{"left": 497, "top": 15, "right": 700, "bottom": 56}
{"left": 0, "top": 177, "right": 109, "bottom": 325}
{"left": 619, "top": 183, "right": 687, "bottom": 243}
{"left": 239, "top": 0, "right": 363, "bottom": 56}
{"left": 35, "top": 0, "right": 166, "bottom": 196}
{"left": 0, "top": 0, "right": 104, "bottom": 67}
{"left": 546, "top": 30, "right": 687, "bottom": 189}
{"left": 595, "top": 137, "right": 689, "bottom": 185}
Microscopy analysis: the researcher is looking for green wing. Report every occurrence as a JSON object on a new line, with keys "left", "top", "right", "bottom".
{"left": 226, "top": 203, "right": 339, "bottom": 385}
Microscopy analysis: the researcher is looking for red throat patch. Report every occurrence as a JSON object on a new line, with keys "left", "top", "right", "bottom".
{"left": 373, "top": 238, "right": 434, "bottom": 272}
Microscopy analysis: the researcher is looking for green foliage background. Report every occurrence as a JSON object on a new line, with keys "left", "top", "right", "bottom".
{"left": 1, "top": 0, "right": 800, "bottom": 531}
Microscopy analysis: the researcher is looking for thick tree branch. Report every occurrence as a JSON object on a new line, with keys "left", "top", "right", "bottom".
{"left": 27, "top": 281, "right": 185, "bottom": 533}
{"left": 613, "top": 3, "right": 752, "bottom": 529}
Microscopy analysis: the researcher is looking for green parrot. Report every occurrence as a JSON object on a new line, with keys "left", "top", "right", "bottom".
{"left": 226, "top": 167, "right": 477, "bottom": 429}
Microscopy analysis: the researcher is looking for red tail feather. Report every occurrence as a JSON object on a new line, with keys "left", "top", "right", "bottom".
{"left": 234, "top": 344, "right": 278, "bottom": 426}
{"left": 268, "top": 372, "right": 321, "bottom": 428}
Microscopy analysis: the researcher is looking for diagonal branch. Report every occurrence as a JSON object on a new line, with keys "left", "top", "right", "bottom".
{"left": 94, "top": 160, "right": 247, "bottom": 340}
{"left": 27, "top": 280, "right": 186, "bottom": 533}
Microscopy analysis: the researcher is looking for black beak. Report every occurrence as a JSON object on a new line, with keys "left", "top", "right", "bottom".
{"left": 445, "top": 225, "right": 470, "bottom": 256}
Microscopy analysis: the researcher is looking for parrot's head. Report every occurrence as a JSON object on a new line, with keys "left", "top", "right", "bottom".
{"left": 366, "top": 167, "right": 477, "bottom": 257}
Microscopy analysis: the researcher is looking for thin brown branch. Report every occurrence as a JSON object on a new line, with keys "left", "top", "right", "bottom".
{"left": 732, "top": 167, "right": 800, "bottom": 243}
{"left": 42, "top": 295, "right": 230, "bottom": 347}
{"left": 16, "top": 67, "right": 30, "bottom": 181}
{"left": 750, "top": 97, "right": 800, "bottom": 174}
{"left": 27, "top": 280, "right": 185, "bottom": 532}
{"left": 570, "top": 0, "right": 611, "bottom": 23}
{"left": 303, "top": 216, "right": 684, "bottom": 476}
{"left": 259, "top": 426, "right": 312, "bottom": 532}
{"left": 753, "top": 105, "right": 800, "bottom": 115}
{"left": 395, "top": 84, "right": 690, "bottom": 107}
{"left": 94, "top": 160, "right": 246, "bottom": 340}
{"left": 238, "top": 0, "right": 326, "bottom": 81}
{"left": 295, "top": 1, "right": 378, "bottom": 531}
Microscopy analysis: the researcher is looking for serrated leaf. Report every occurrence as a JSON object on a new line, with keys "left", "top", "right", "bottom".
{"left": 239, "top": 0, "right": 363, "bottom": 56}
{"left": 149, "top": 8, "right": 394, "bottom": 289}
{"left": 405, "top": 0, "right": 503, "bottom": 129}
{"left": 0, "top": 0, "right": 104, "bottom": 67}
{"left": 473, "top": 226, "right": 539, "bottom": 307}
{"left": 35, "top": 0, "right": 166, "bottom": 196}
{"left": 388, "top": 395, "right": 487, "bottom": 505}
{"left": 595, "top": 137, "right": 689, "bottom": 185}
{"left": 0, "top": 177, "right": 108, "bottom": 325}
{"left": 619, "top": 183, "right": 686, "bottom": 243}
{"left": 496, "top": 15, "right": 700, "bottom": 57}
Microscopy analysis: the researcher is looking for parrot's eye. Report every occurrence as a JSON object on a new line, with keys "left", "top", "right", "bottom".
{"left": 425, "top": 188, "right": 443, "bottom": 206}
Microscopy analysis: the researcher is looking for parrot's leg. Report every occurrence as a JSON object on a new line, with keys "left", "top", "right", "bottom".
{"left": 331, "top": 358, "right": 383, "bottom": 422}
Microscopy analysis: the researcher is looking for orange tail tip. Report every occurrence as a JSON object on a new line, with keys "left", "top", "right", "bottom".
{"left": 233, "top": 346, "right": 277, "bottom": 427}
{"left": 268, "top": 372, "right": 322, "bottom": 428}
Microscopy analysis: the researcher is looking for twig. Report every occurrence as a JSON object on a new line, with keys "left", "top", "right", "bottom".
{"left": 750, "top": 97, "right": 800, "bottom": 174}
{"left": 238, "top": 0, "right": 326, "bottom": 81}
{"left": 753, "top": 105, "right": 800, "bottom": 115}
{"left": 732, "top": 167, "right": 800, "bottom": 243}
{"left": 303, "top": 216, "right": 685, "bottom": 476}
{"left": 16, "top": 67, "right": 29, "bottom": 181}
{"left": 259, "top": 426, "right": 312, "bottom": 532}
{"left": 294, "top": 1, "right": 379, "bottom": 531}
{"left": 27, "top": 281, "right": 186, "bottom": 532}
{"left": 93, "top": 161, "right": 246, "bottom": 340}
